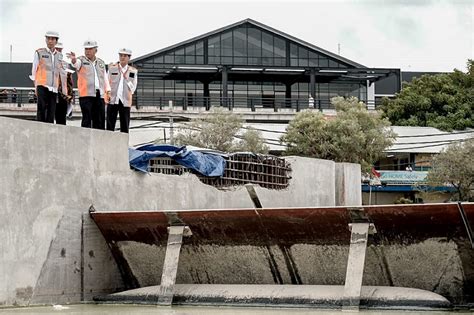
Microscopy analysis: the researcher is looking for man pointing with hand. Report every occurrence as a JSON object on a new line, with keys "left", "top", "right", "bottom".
{"left": 68, "top": 40, "right": 110, "bottom": 129}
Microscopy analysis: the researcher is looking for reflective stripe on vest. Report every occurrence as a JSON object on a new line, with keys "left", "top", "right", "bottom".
{"left": 108, "top": 63, "right": 136, "bottom": 107}
{"left": 35, "top": 48, "right": 62, "bottom": 89}
{"left": 77, "top": 56, "right": 106, "bottom": 97}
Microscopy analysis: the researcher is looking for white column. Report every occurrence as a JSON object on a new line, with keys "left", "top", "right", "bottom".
{"left": 367, "top": 80, "right": 375, "bottom": 110}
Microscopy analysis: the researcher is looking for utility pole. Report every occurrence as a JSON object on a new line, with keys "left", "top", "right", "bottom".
{"left": 338, "top": 43, "right": 341, "bottom": 55}
{"left": 10, "top": 45, "right": 12, "bottom": 62}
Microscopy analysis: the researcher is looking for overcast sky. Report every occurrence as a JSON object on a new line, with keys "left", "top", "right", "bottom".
{"left": 0, "top": 0, "right": 472, "bottom": 72}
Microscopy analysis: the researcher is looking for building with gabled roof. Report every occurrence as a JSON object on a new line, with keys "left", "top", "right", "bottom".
{"left": 130, "top": 18, "right": 400, "bottom": 111}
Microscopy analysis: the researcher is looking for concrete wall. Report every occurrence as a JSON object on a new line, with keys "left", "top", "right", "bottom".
{"left": 335, "top": 163, "right": 362, "bottom": 206}
{"left": 0, "top": 117, "right": 360, "bottom": 306}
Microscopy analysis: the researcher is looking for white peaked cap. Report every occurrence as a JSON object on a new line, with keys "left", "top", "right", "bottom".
{"left": 45, "top": 31, "right": 59, "bottom": 38}
{"left": 118, "top": 48, "right": 132, "bottom": 55}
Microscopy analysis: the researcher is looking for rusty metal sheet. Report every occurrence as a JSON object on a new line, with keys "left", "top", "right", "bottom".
{"left": 90, "top": 203, "right": 474, "bottom": 247}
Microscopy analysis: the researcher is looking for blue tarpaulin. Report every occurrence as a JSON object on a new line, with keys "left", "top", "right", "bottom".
{"left": 128, "top": 144, "right": 226, "bottom": 177}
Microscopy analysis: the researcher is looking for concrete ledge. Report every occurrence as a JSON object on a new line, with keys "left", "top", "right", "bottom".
{"left": 94, "top": 284, "right": 451, "bottom": 309}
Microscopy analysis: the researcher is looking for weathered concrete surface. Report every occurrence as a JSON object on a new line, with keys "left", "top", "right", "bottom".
{"left": 90, "top": 203, "right": 474, "bottom": 305}
{"left": 108, "top": 240, "right": 469, "bottom": 306}
{"left": 0, "top": 116, "right": 356, "bottom": 306}
{"left": 335, "top": 163, "right": 362, "bottom": 206}
{"left": 95, "top": 284, "right": 451, "bottom": 309}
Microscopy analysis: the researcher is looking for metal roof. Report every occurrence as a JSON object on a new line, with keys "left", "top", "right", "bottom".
{"left": 387, "top": 126, "right": 474, "bottom": 154}
{"left": 131, "top": 18, "right": 365, "bottom": 68}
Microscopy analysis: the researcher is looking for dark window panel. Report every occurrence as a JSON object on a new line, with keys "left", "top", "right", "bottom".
{"left": 234, "top": 56, "right": 247, "bottom": 64}
{"left": 196, "top": 41, "right": 204, "bottom": 54}
{"left": 222, "top": 56, "right": 232, "bottom": 64}
{"left": 290, "top": 43, "right": 298, "bottom": 58}
{"left": 248, "top": 57, "right": 260, "bottom": 65}
{"left": 208, "top": 56, "right": 220, "bottom": 64}
{"left": 247, "top": 27, "right": 262, "bottom": 57}
{"left": 262, "top": 32, "right": 273, "bottom": 58}
{"left": 186, "top": 81, "right": 196, "bottom": 89}
{"left": 262, "top": 57, "right": 273, "bottom": 66}
{"left": 299, "top": 82, "right": 309, "bottom": 91}
{"left": 164, "top": 55, "right": 174, "bottom": 63}
{"left": 185, "top": 56, "right": 196, "bottom": 64}
{"left": 274, "top": 37, "right": 285, "bottom": 58}
{"left": 185, "top": 44, "right": 196, "bottom": 55}
{"left": 274, "top": 58, "right": 285, "bottom": 66}
{"left": 298, "top": 46, "right": 309, "bottom": 59}
{"left": 299, "top": 59, "right": 309, "bottom": 67}
{"left": 175, "top": 48, "right": 185, "bottom": 55}
{"left": 319, "top": 57, "right": 329, "bottom": 67}
{"left": 309, "top": 59, "right": 318, "bottom": 67}
{"left": 329, "top": 60, "right": 339, "bottom": 68}
{"left": 175, "top": 55, "right": 185, "bottom": 64}
{"left": 233, "top": 28, "right": 247, "bottom": 57}
{"left": 196, "top": 56, "right": 204, "bottom": 64}
{"left": 208, "top": 35, "right": 220, "bottom": 56}
{"left": 221, "top": 31, "right": 233, "bottom": 56}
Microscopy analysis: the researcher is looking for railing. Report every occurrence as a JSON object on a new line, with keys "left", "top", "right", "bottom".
{"left": 0, "top": 88, "right": 38, "bottom": 107}
{"left": 0, "top": 87, "right": 375, "bottom": 112}
{"left": 134, "top": 95, "right": 375, "bottom": 112}
{"left": 0, "top": 88, "right": 80, "bottom": 107}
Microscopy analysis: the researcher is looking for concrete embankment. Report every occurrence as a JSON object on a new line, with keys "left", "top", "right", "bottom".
{"left": 0, "top": 117, "right": 360, "bottom": 307}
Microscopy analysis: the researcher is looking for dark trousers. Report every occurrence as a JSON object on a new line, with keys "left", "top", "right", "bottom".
{"left": 55, "top": 95, "right": 67, "bottom": 125}
{"left": 79, "top": 90, "right": 105, "bottom": 129}
{"left": 36, "top": 86, "right": 57, "bottom": 123}
{"left": 106, "top": 100, "right": 131, "bottom": 133}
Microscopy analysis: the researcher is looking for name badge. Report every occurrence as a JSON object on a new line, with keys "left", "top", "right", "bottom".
{"left": 83, "top": 62, "right": 90, "bottom": 65}
{"left": 129, "top": 72, "right": 135, "bottom": 78}
{"left": 111, "top": 72, "right": 118, "bottom": 75}
{"left": 41, "top": 55, "right": 50, "bottom": 58}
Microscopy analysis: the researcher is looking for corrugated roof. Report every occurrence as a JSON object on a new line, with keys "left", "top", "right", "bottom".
{"left": 387, "top": 126, "right": 474, "bottom": 154}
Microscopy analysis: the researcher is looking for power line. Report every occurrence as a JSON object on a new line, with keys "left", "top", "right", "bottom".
{"left": 396, "top": 130, "right": 474, "bottom": 138}
{"left": 387, "top": 138, "right": 469, "bottom": 151}
{"left": 390, "top": 138, "right": 472, "bottom": 146}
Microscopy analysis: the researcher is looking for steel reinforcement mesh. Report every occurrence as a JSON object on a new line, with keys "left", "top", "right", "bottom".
{"left": 148, "top": 153, "right": 292, "bottom": 190}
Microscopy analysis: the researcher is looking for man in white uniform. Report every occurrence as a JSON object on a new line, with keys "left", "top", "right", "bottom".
{"left": 30, "top": 31, "right": 63, "bottom": 123}
{"left": 106, "top": 48, "right": 138, "bottom": 133}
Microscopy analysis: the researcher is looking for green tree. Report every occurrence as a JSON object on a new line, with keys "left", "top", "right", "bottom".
{"left": 281, "top": 96, "right": 396, "bottom": 172}
{"left": 381, "top": 60, "right": 474, "bottom": 131}
{"left": 426, "top": 138, "right": 474, "bottom": 201}
{"left": 174, "top": 108, "right": 269, "bottom": 153}
{"left": 235, "top": 128, "right": 269, "bottom": 154}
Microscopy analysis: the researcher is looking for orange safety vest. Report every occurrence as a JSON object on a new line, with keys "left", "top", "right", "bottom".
{"left": 77, "top": 56, "right": 106, "bottom": 97}
{"left": 35, "top": 48, "right": 62, "bottom": 90}
{"left": 108, "top": 63, "right": 137, "bottom": 107}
